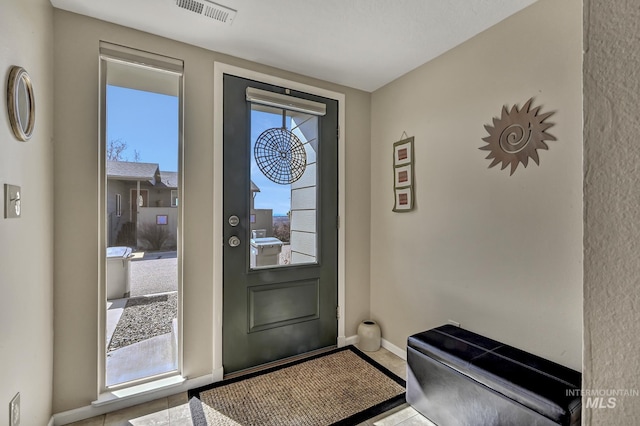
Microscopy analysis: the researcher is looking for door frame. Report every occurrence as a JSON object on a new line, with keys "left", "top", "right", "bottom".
{"left": 213, "top": 63, "right": 346, "bottom": 378}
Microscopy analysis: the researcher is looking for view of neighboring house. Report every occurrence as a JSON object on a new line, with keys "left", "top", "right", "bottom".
{"left": 108, "top": 160, "right": 274, "bottom": 250}
{"left": 107, "top": 160, "right": 178, "bottom": 249}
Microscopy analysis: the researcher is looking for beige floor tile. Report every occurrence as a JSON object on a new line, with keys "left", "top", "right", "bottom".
{"left": 169, "top": 417, "right": 194, "bottom": 426}
{"left": 362, "top": 347, "right": 408, "bottom": 380}
{"left": 359, "top": 403, "right": 408, "bottom": 425}
{"left": 167, "top": 392, "right": 189, "bottom": 408}
{"left": 67, "top": 416, "right": 106, "bottom": 426}
{"left": 168, "top": 402, "right": 192, "bottom": 422}
{"left": 372, "top": 405, "right": 418, "bottom": 425}
{"left": 396, "top": 412, "right": 437, "bottom": 426}
{"left": 105, "top": 411, "right": 169, "bottom": 426}
{"left": 104, "top": 397, "right": 169, "bottom": 425}
{"left": 166, "top": 391, "right": 192, "bottom": 422}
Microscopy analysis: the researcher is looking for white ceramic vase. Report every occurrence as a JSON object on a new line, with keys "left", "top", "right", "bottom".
{"left": 358, "top": 320, "right": 381, "bottom": 352}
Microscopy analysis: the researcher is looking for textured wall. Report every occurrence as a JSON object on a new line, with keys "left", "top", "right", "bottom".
{"left": 370, "top": 0, "right": 583, "bottom": 370}
{"left": 0, "top": 1, "right": 54, "bottom": 425}
{"left": 583, "top": 0, "right": 640, "bottom": 423}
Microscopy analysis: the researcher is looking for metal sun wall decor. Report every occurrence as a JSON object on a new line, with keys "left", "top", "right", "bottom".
{"left": 480, "top": 98, "right": 556, "bottom": 175}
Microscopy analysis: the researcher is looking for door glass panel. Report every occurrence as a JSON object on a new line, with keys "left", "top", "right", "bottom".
{"left": 249, "top": 104, "right": 318, "bottom": 269}
{"left": 103, "top": 59, "right": 181, "bottom": 387}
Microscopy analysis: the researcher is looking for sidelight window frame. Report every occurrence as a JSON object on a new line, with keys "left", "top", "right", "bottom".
{"left": 97, "top": 41, "right": 185, "bottom": 395}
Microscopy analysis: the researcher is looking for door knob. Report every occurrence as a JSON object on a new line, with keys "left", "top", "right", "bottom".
{"left": 228, "top": 236, "right": 241, "bottom": 247}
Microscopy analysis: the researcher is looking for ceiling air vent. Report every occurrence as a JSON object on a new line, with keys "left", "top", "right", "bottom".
{"left": 176, "top": 0, "right": 237, "bottom": 24}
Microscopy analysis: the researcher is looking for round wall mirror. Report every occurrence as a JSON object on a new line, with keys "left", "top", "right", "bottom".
{"left": 7, "top": 66, "right": 35, "bottom": 141}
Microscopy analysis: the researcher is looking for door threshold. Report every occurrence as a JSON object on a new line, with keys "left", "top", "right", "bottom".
{"left": 224, "top": 345, "right": 337, "bottom": 380}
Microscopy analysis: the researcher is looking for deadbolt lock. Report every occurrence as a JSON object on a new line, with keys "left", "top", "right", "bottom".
{"left": 228, "top": 236, "right": 241, "bottom": 247}
{"left": 228, "top": 215, "right": 240, "bottom": 227}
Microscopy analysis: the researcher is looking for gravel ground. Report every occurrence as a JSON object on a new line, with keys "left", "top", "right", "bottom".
{"left": 108, "top": 293, "right": 177, "bottom": 352}
{"left": 112, "top": 247, "right": 290, "bottom": 352}
{"left": 108, "top": 253, "right": 178, "bottom": 352}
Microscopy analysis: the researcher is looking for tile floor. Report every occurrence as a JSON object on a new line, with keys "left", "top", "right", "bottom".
{"left": 67, "top": 346, "right": 435, "bottom": 426}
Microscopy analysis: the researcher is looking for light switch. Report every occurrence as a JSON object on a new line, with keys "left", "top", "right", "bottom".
{"left": 4, "top": 184, "right": 21, "bottom": 219}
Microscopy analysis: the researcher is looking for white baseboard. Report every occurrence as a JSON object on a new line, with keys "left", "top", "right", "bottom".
{"left": 48, "top": 416, "right": 55, "bottom": 426}
{"left": 337, "top": 335, "right": 347, "bottom": 347}
{"left": 344, "top": 334, "right": 359, "bottom": 346}
{"left": 211, "top": 366, "right": 224, "bottom": 382}
{"left": 345, "top": 334, "right": 406, "bottom": 360}
{"left": 381, "top": 338, "right": 406, "bottom": 360}
{"left": 52, "top": 373, "right": 215, "bottom": 425}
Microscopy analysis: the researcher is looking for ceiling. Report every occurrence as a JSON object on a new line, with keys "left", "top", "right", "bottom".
{"left": 50, "top": 0, "right": 538, "bottom": 92}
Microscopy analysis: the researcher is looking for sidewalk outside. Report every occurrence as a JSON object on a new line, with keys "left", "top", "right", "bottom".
{"left": 106, "top": 250, "right": 178, "bottom": 386}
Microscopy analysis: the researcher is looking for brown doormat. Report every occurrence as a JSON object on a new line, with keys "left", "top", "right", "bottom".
{"left": 188, "top": 346, "right": 406, "bottom": 425}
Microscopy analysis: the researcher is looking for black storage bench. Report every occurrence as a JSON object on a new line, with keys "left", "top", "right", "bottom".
{"left": 407, "top": 325, "right": 581, "bottom": 426}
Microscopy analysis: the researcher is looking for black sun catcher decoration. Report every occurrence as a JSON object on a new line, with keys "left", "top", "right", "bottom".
{"left": 254, "top": 127, "right": 307, "bottom": 185}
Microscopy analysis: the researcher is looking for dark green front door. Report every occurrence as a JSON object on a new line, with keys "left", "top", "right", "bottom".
{"left": 222, "top": 74, "right": 338, "bottom": 374}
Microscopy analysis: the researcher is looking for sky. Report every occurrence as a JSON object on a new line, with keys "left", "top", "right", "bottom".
{"left": 107, "top": 85, "right": 296, "bottom": 216}
{"left": 106, "top": 85, "right": 179, "bottom": 172}
{"left": 251, "top": 109, "right": 294, "bottom": 216}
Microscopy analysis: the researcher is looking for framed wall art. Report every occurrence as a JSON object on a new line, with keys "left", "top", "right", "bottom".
{"left": 392, "top": 136, "right": 415, "bottom": 212}
{"left": 394, "top": 164, "right": 412, "bottom": 187}
{"left": 394, "top": 187, "right": 413, "bottom": 212}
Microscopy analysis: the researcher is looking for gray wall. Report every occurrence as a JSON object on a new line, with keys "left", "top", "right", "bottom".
{"left": 583, "top": 0, "right": 640, "bottom": 423}
{"left": 0, "top": 1, "right": 54, "bottom": 425}
{"left": 12, "top": 1, "right": 639, "bottom": 423}
{"left": 370, "top": 0, "right": 583, "bottom": 371}
{"left": 53, "top": 9, "right": 372, "bottom": 412}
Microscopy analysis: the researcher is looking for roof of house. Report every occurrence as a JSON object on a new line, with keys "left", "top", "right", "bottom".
{"left": 107, "top": 160, "right": 159, "bottom": 181}
{"left": 108, "top": 160, "right": 261, "bottom": 192}
{"left": 158, "top": 171, "right": 178, "bottom": 188}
